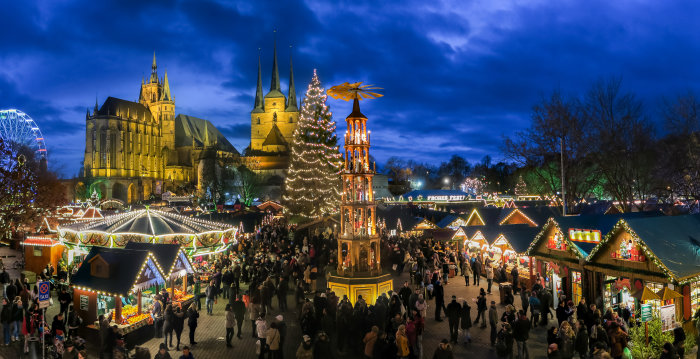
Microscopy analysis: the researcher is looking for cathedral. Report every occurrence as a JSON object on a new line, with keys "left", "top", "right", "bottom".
{"left": 83, "top": 54, "right": 239, "bottom": 204}
{"left": 245, "top": 43, "right": 299, "bottom": 178}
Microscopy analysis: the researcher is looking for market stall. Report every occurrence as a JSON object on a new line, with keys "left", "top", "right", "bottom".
{"left": 491, "top": 225, "right": 540, "bottom": 289}
{"left": 585, "top": 214, "right": 700, "bottom": 327}
{"left": 71, "top": 247, "right": 166, "bottom": 337}
{"left": 22, "top": 236, "right": 65, "bottom": 275}
{"left": 124, "top": 242, "right": 195, "bottom": 308}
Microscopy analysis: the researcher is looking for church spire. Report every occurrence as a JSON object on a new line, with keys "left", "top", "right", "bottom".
{"left": 93, "top": 96, "right": 99, "bottom": 116}
{"left": 161, "top": 70, "right": 172, "bottom": 101}
{"left": 286, "top": 46, "right": 297, "bottom": 111}
{"left": 150, "top": 51, "right": 158, "bottom": 83}
{"left": 253, "top": 50, "right": 264, "bottom": 112}
{"left": 270, "top": 32, "right": 281, "bottom": 93}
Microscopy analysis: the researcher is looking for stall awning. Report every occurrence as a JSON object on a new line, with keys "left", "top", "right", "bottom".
{"left": 23, "top": 237, "right": 61, "bottom": 247}
{"left": 656, "top": 287, "right": 683, "bottom": 301}
{"left": 632, "top": 286, "right": 660, "bottom": 302}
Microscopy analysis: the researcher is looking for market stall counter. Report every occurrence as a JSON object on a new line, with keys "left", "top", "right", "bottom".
{"left": 71, "top": 247, "right": 167, "bottom": 340}
{"left": 124, "top": 242, "right": 196, "bottom": 309}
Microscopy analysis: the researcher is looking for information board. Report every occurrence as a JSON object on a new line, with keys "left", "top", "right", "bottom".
{"left": 80, "top": 295, "right": 89, "bottom": 311}
{"left": 640, "top": 303, "right": 652, "bottom": 322}
{"left": 660, "top": 304, "right": 676, "bottom": 331}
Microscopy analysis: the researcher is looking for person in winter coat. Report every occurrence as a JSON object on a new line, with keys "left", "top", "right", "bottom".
{"left": 529, "top": 293, "right": 541, "bottom": 327}
{"left": 489, "top": 301, "right": 499, "bottom": 346}
{"left": 496, "top": 322, "right": 514, "bottom": 359}
{"left": 446, "top": 296, "right": 462, "bottom": 343}
{"left": 225, "top": 304, "right": 236, "bottom": 347}
{"left": 396, "top": 324, "right": 410, "bottom": 359}
{"left": 607, "top": 322, "right": 628, "bottom": 359}
{"left": 432, "top": 339, "right": 454, "bottom": 359}
{"left": 575, "top": 320, "right": 589, "bottom": 359}
{"left": 1, "top": 298, "right": 11, "bottom": 345}
{"left": 154, "top": 343, "right": 172, "bottom": 359}
{"left": 460, "top": 301, "right": 472, "bottom": 344}
{"left": 163, "top": 304, "right": 174, "bottom": 349}
{"left": 486, "top": 266, "right": 495, "bottom": 294}
{"left": 556, "top": 302, "right": 568, "bottom": 326}
{"left": 433, "top": 281, "right": 446, "bottom": 321}
{"left": 512, "top": 310, "right": 531, "bottom": 359}
{"left": 591, "top": 342, "right": 612, "bottom": 359}
{"left": 415, "top": 295, "right": 427, "bottom": 320}
{"left": 462, "top": 261, "right": 472, "bottom": 287}
{"left": 187, "top": 303, "right": 199, "bottom": 345}
{"left": 266, "top": 322, "right": 281, "bottom": 359}
{"left": 673, "top": 322, "right": 686, "bottom": 359}
{"left": 558, "top": 321, "right": 575, "bottom": 359}
{"left": 589, "top": 319, "right": 609, "bottom": 354}
{"left": 296, "top": 334, "right": 314, "bottom": 359}
{"left": 313, "top": 331, "right": 333, "bottom": 359}
{"left": 173, "top": 306, "right": 185, "bottom": 351}
{"left": 363, "top": 326, "right": 379, "bottom": 358}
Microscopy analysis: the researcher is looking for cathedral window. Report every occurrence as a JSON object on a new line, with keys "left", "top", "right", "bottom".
{"left": 273, "top": 112, "right": 277, "bottom": 122}
{"left": 257, "top": 117, "right": 260, "bottom": 124}
{"left": 288, "top": 117, "right": 293, "bottom": 123}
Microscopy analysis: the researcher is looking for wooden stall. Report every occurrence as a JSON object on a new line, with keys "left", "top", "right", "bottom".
{"left": 585, "top": 215, "right": 700, "bottom": 327}
{"left": 124, "top": 242, "right": 195, "bottom": 309}
{"left": 71, "top": 247, "right": 166, "bottom": 336}
{"left": 22, "top": 236, "right": 65, "bottom": 275}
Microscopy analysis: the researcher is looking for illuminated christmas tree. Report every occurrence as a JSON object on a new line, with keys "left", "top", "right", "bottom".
{"left": 283, "top": 70, "right": 342, "bottom": 219}
{"left": 514, "top": 175, "right": 528, "bottom": 196}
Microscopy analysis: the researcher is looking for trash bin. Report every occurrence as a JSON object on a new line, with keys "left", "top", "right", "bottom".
{"left": 499, "top": 282, "right": 512, "bottom": 305}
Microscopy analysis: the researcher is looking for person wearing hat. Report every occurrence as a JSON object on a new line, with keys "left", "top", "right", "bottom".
{"left": 154, "top": 343, "right": 172, "bottom": 359}
{"left": 296, "top": 334, "right": 313, "bottom": 359}
{"left": 489, "top": 300, "right": 499, "bottom": 346}
{"left": 63, "top": 340, "right": 78, "bottom": 359}
{"left": 432, "top": 339, "right": 454, "bottom": 359}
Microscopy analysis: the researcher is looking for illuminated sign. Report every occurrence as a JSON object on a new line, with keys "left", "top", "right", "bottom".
{"left": 426, "top": 195, "right": 467, "bottom": 202}
{"left": 568, "top": 229, "right": 601, "bottom": 243}
{"left": 547, "top": 233, "right": 567, "bottom": 251}
{"left": 612, "top": 238, "right": 646, "bottom": 262}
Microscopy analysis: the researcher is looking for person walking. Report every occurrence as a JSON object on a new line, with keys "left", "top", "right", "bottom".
{"left": 205, "top": 281, "right": 216, "bottom": 315}
{"left": 277, "top": 276, "right": 288, "bottom": 312}
{"left": 225, "top": 304, "right": 236, "bottom": 348}
{"left": 173, "top": 306, "right": 185, "bottom": 351}
{"left": 434, "top": 281, "right": 446, "bottom": 321}
{"left": 187, "top": 303, "right": 199, "bottom": 346}
{"left": 513, "top": 310, "right": 531, "bottom": 359}
{"left": 511, "top": 266, "right": 519, "bottom": 294}
{"left": 1, "top": 298, "right": 10, "bottom": 345}
{"left": 496, "top": 322, "right": 514, "bottom": 359}
{"left": 473, "top": 257, "right": 482, "bottom": 286}
{"left": 256, "top": 313, "right": 268, "bottom": 359}
{"left": 558, "top": 321, "right": 576, "bottom": 359}
{"left": 462, "top": 260, "right": 472, "bottom": 287}
{"left": 460, "top": 300, "right": 472, "bottom": 344}
{"left": 446, "top": 295, "right": 462, "bottom": 343}
{"left": 232, "top": 295, "right": 246, "bottom": 339}
{"left": 607, "top": 322, "right": 628, "bottom": 359}
{"left": 194, "top": 279, "right": 202, "bottom": 311}
{"left": 163, "top": 304, "right": 174, "bottom": 349}
{"left": 474, "top": 291, "right": 487, "bottom": 328}
{"left": 529, "top": 292, "right": 541, "bottom": 327}
{"left": 489, "top": 300, "right": 499, "bottom": 346}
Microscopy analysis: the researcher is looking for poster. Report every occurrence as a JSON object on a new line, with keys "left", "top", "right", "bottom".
{"left": 80, "top": 295, "right": 89, "bottom": 311}
{"left": 640, "top": 303, "right": 652, "bottom": 322}
{"left": 660, "top": 304, "right": 676, "bottom": 332}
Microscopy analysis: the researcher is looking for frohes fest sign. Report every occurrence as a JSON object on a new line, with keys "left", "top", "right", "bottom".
{"left": 425, "top": 195, "right": 466, "bottom": 202}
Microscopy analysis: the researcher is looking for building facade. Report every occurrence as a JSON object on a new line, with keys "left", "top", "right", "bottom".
{"left": 245, "top": 43, "right": 299, "bottom": 177}
{"left": 83, "top": 54, "right": 238, "bottom": 203}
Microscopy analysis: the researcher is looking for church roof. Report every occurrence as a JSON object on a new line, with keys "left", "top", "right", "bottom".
{"left": 97, "top": 97, "right": 153, "bottom": 121}
{"left": 174, "top": 114, "right": 239, "bottom": 154}
{"left": 262, "top": 123, "right": 287, "bottom": 147}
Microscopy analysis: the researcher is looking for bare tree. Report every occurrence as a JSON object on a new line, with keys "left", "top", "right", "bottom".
{"left": 585, "top": 78, "right": 657, "bottom": 212}
{"left": 503, "top": 90, "right": 598, "bottom": 210}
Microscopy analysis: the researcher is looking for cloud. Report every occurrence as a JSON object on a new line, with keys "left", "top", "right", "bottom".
{"left": 2, "top": 0, "right": 699, "bottom": 175}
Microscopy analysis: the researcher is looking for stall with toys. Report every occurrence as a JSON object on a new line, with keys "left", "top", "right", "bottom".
{"left": 124, "top": 242, "right": 196, "bottom": 308}
{"left": 71, "top": 247, "right": 166, "bottom": 339}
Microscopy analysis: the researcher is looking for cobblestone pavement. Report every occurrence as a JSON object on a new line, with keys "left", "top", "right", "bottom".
{"left": 0, "top": 272, "right": 605, "bottom": 359}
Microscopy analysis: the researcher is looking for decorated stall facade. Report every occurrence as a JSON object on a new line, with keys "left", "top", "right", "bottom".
{"left": 585, "top": 214, "right": 700, "bottom": 326}
{"left": 124, "top": 242, "right": 195, "bottom": 308}
{"left": 58, "top": 208, "right": 238, "bottom": 259}
{"left": 71, "top": 247, "right": 166, "bottom": 336}
{"left": 22, "top": 236, "right": 65, "bottom": 275}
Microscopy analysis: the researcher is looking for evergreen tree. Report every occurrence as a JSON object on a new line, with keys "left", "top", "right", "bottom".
{"left": 283, "top": 70, "right": 342, "bottom": 220}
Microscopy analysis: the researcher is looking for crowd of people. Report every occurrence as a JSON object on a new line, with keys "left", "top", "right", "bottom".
{"left": 1, "top": 218, "right": 698, "bottom": 359}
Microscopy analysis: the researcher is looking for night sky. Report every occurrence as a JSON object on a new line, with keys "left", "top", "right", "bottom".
{"left": 2, "top": 0, "right": 699, "bottom": 177}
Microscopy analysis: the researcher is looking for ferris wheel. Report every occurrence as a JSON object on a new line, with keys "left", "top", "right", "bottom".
{"left": 0, "top": 109, "right": 47, "bottom": 161}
